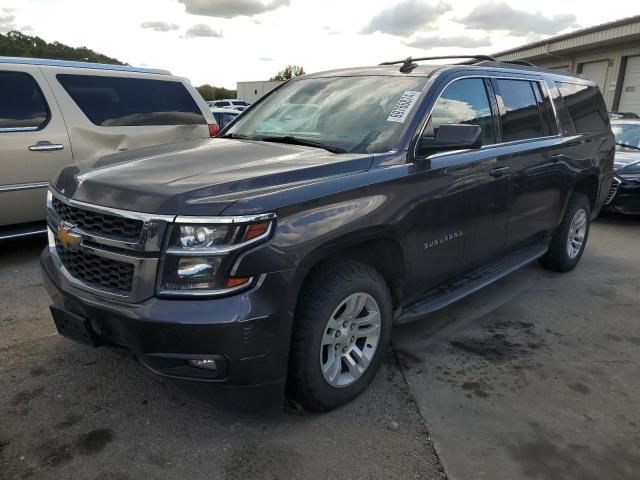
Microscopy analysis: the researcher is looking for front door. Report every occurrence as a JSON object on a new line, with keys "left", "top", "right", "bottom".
{"left": 0, "top": 65, "right": 72, "bottom": 227}
{"left": 404, "top": 76, "right": 510, "bottom": 300}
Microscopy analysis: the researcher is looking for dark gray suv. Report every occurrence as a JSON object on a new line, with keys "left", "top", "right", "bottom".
{"left": 42, "top": 56, "right": 614, "bottom": 411}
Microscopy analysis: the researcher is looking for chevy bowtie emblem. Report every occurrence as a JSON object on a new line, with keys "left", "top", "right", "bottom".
{"left": 57, "top": 223, "right": 81, "bottom": 250}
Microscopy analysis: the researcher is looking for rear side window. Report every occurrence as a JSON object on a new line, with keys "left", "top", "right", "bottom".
{"left": 555, "top": 82, "right": 608, "bottom": 133}
{"left": 493, "top": 79, "right": 544, "bottom": 142}
{"left": 57, "top": 74, "right": 205, "bottom": 127}
{"left": 425, "top": 78, "right": 495, "bottom": 146}
{"left": 0, "top": 71, "right": 49, "bottom": 130}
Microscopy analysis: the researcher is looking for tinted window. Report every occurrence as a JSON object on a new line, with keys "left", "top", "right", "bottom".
{"left": 556, "top": 82, "right": 608, "bottom": 133}
{"left": 0, "top": 71, "right": 49, "bottom": 130}
{"left": 424, "top": 78, "right": 495, "bottom": 146}
{"left": 532, "top": 82, "right": 558, "bottom": 136}
{"left": 494, "top": 79, "right": 544, "bottom": 142}
{"left": 57, "top": 74, "right": 205, "bottom": 127}
{"left": 223, "top": 113, "right": 238, "bottom": 124}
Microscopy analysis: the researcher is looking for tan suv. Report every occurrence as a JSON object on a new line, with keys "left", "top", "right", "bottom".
{"left": 0, "top": 57, "right": 217, "bottom": 239}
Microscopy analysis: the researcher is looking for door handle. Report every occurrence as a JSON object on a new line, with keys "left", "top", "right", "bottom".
{"left": 29, "top": 141, "right": 64, "bottom": 152}
{"left": 490, "top": 166, "right": 510, "bottom": 178}
{"left": 550, "top": 153, "right": 564, "bottom": 163}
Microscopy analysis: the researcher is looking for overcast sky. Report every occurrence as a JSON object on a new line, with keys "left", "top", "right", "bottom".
{"left": 1, "top": 0, "right": 638, "bottom": 88}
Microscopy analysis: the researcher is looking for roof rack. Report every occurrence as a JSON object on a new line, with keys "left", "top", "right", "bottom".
{"left": 379, "top": 55, "right": 537, "bottom": 73}
{"left": 502, "top": 60, "right": 535, "bottom": 67}
{"left": 380, "top": 55, "right": 498, "bottom": 73}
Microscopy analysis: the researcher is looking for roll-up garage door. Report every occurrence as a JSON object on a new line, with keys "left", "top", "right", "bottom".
{"left": 618, "top": 56, "right": 640, "bottom": 115}
{"left": 580, "top": 60, "right": 609, "bottom": 92}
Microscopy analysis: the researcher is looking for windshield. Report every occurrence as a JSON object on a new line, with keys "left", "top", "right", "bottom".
{"left": 226, "top": 75, "right": 428, "bottom": 153}
{"left": 612, "top": 123, "right": 640, "bottom": 149}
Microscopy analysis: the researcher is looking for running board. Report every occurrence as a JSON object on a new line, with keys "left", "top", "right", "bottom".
{"left": 0, "top": 222, "right": 47, "bottom": 241}
{"left": 396, "top": 243, "right": 548, "bottom": 324}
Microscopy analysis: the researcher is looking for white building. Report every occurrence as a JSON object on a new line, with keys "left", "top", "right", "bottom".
{"left": 494, "top": 15, "right": 640, "bottom": 115}
{"left": 236, "top": 80, "right": 284, "bottom": 104}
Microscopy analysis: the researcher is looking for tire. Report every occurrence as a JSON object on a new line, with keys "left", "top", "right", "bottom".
{"left": 540, "top": 193, "right": 591, "bottom": 272}
{"left": 288, "top": 261, "right": 393, "bottom": 412}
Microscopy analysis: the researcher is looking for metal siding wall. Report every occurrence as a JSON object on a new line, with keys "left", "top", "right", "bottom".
{"left": 618, "top": 55, "right": 640, "bottom": 114}
{"left": 534, "top": 42, "right": 640, "bottom": 110}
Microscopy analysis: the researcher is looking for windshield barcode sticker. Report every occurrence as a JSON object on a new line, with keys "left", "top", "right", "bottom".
{"left": 387, "top": 91, "right": 421, "bottom": 123}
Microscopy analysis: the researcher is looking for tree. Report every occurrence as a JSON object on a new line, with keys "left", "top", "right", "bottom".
{"left": 196, "top": 84, "right": 237, "bottom": 101}
{"left": 0, "top": 31, "right": 125, "bottom": 64}
{"left": 270, "top": 65, "right": 305, "bottom": 81}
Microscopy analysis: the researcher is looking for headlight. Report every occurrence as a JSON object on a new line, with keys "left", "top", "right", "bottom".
{"left": 158, "top": 215, "right": 275, "bottom": 296}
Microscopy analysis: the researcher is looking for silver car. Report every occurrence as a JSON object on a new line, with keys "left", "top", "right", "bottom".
{"left": 0, "top": 57, "right": 217, "bottom": 239}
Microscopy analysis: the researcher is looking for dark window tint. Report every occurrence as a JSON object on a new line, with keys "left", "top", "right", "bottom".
{"left": 555, "top": 82, "right": 608, "bottom": 133}
{"left": 57, "top": 74, "right": 205, "bottom": 127}
{"left": 424, "top": 78, "right": 495, "bottom": 146}
{"left": 494, "top": 79, "right": 544, "bottom": 142}
{"left": 0, "top": 71, "right": 49, "bottom": 130}
{"left": 530, "top": 81, "right": 558, "bottom": 136}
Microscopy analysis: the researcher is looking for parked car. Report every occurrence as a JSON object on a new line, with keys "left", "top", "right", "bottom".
{"left": 608, "top": 111, "right": 640, "bottom": 120}
{"left": 210, "top": 99, "right": 249, "bottom": 109}
{"left": 604, "top": 119, "right": 640, "bottom": 215}
{"left": 210, "top": 107, "right": 241, "bottom": 130}
{"left": 42, "top": 55, "right": 613, "bottom": 411}
{"left": 0, "top": 57, "right": 218, "bottom": 240}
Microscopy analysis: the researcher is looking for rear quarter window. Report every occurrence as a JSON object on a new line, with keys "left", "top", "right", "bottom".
{"left": 0, "top": 70, "right": 49, "bottom": 130}
{"left": 57, "top": 74, "right": 205, "bottom": 127}
{"left": 555, "top": 82, "right": 609, "bottom": 133}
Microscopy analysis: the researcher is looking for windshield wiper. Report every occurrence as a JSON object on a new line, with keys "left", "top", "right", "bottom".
{"left": 616, "top": 142, "right": 640, "bottom": 151}
{"left": 220, "top": 133, "right": 256, "bottom": 140}
{"left": 258, "top": 135, "right": 347, "bottom": 154}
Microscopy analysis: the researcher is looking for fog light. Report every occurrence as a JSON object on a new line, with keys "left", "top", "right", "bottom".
{"left": 187, "top": 359, "right": 218, "bottom": 370}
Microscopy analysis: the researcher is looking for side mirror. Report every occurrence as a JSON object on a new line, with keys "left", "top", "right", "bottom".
{"left": 419, "top": 124, "right": 482, "bottom": 155}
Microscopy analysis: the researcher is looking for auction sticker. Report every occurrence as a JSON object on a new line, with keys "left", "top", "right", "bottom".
{"left": 387, "top": 91, "right": 421, "bottom": 123}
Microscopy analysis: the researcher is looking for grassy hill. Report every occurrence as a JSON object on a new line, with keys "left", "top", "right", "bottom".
{"left": 0, "top": 30, "right": 125, "bottom": 64}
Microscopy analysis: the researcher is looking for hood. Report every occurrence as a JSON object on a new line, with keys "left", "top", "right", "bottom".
{"left": 53, "top": 138, "right": 373, "bottom": 215}
{"left": 614, "top": 149, "right": 640, "bottom": 173}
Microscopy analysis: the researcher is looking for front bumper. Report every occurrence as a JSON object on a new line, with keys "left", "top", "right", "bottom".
{"left": 41, "top": 246, "right": 296, "bottom": 387}
{"left": 603, "top": 178, "right": 640, "bottom": 215}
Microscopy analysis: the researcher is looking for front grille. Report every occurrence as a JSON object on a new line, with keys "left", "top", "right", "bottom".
{"left": 55, "top": 239, "right": 134, "bottom": 293}
{"left": 605, "top": 177, "right": 621, "bottom": 205}
{"left": 52, "top": 197, "right": 143, "bottom": 242}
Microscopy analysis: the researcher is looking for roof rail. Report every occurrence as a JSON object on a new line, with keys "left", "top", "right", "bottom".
{"left": 0, "top": 56, "right": 171, "bottom": 75}
{"left": 501, "top": 60, "right": 535, "bottom": 67}
{"left": 380, "top": 55, "right": 498, "bottom": 73}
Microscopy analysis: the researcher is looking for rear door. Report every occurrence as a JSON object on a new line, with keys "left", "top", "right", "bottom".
{"left": 0, "top": 66, "right": 72, "bottom": 226}
{"left": 491, "top": 77, "right": 566, "bottom": 250}
{"left": 42, "top": 69, "right": 213, "bottom": 164}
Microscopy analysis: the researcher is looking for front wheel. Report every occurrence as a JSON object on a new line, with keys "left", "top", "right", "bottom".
{"left": 288, "top": 261, "right": 393, "bottom": 412}
{"left": 540, "top": 193, "right": 591, "bottom": 272}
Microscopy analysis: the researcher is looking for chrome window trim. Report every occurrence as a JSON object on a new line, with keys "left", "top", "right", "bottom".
{"left": 0, "top": 126, "right": 39, "bottom": 133}
{"left": 412, "top": 74, "right": 563, "bottom": 160}
{"left": 0, "top": 181, "right": 49, "bottom": 192}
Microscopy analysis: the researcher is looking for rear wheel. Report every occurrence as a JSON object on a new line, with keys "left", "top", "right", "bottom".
{"left": 540, "top": 193, "right": 591, "bottom": 272}
{"left": 288, "top": 261, "right": 392, "bottom": 412}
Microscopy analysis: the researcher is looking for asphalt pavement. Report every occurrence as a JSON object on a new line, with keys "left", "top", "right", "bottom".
{"left": 1, "top": 216, "right": 639, "bottom": 480}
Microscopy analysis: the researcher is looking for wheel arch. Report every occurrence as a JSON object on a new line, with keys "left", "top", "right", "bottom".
{"left": 294, "top": 231, "right": 406, "bottom": 312}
